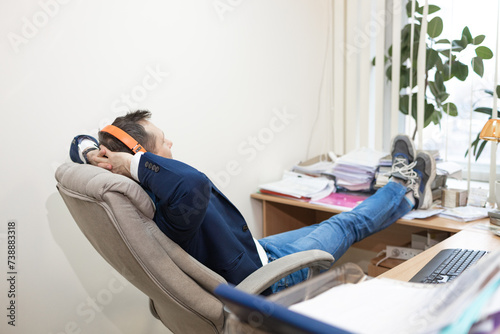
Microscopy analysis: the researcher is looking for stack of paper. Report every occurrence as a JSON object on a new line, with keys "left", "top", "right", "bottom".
{"left": 258, "top": 171, "right": 335, "bottom": 201}
{"left": 374, "top": 165, "right": 392, "bottom": 189}
{"left": 438, "top": 206, "right": 490, "bottom": 222}
{"left": 374, "top": 154, "right": 392, "bottom": 189}
{"left": 331, "top": 147, "right": 387, "bottom": 191}
{"left": 290, "top": 250, "right": 500, "bottom": 334}
{"left": 292, "top": 153, "right": 336, "bottom": 179}
{"left": 436, "top": 161, "right": 462, "bottom": 180}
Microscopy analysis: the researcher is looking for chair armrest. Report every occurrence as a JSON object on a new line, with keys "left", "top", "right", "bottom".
{"left": 234, "top": 249, "right": 334, "bottom": 295}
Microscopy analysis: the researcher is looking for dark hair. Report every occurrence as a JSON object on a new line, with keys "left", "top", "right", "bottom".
{"left": 98, "top": 110, "right": 156, "bottom": 153}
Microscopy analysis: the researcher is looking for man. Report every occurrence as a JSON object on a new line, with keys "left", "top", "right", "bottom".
{"left": 70, "top": 110, "right": 436, "bottom": 293}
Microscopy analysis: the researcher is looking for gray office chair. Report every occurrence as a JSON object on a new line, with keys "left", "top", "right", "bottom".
{"left": 55, "top": 162, "right": 335, "bottom": 333}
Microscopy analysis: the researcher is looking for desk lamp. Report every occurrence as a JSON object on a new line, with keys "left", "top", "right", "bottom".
{"left": 480, "top": 119, "right": 500, "bottom": 142}
{"left": 480, "top": 119, "right": 500, "bottom": 225}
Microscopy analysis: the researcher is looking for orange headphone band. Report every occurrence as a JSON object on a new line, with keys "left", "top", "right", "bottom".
{"left": 100, "top": 125, "right": 147, "bottom": 154}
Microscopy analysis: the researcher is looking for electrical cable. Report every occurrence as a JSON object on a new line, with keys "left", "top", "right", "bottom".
{"left": 375, "top": 249, "right": 389, "bottom": 267}
{"left": 306, "top": 0, "right": 333, "bottom": 160}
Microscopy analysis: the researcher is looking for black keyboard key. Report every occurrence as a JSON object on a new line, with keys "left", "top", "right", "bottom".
{"left": 409, "top": 248, "right": 488, "bottom": 284}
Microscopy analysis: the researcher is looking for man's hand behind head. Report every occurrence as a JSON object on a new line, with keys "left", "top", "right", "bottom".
{"left": 96, "top": 146, "right": 133, "bottom": 179}
{"left": 86, "top": 148, "right": 110, "bottom": 168}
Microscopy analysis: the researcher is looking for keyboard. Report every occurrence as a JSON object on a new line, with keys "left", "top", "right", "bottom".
{"left": 409, "top": 248, "right": 487, "bottom": 284}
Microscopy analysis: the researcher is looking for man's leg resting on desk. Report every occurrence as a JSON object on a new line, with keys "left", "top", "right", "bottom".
{"left": 258, "top": 135, "right": 436, "bottom": 293}
{"left": 259, "top": 180, "right": 412, "bottom": 292}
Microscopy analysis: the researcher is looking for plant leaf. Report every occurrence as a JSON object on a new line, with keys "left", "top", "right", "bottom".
{"left": 426, "top": 49, "right": 440, "bottom": 71}
{"left": 475, "top": 46, "right": 494, "bottom": 59}
{"left": 473, "top": 107, "right": 500, "bottom": 117}
{"left": 466, "top": 134, "right": 489, "bottom": 160}
{"left": 497, "top": 85, "right": 500, "bottom": 98}
{"left": 451, "top": 61, "right": 469, "bottom": 81}
{"left": 400, "top": 95, "right": 409, "bottom": 115}
{"left": 473, "top": 35, "right": 485, "bottom": 45}
{"left": 400, "top": 94, "right": 417, "bottom": 118}
{"left": 466, "top": 135, "right": 480, "bottom": 158}
{"left": 442, "top": 63, "right": 453, "bottom": 81}
{"left": 428, "top": 81, "right": 440, "bottom": 100}
{"left": 462, "top": 26, "right": 473, "bottom": 44}
{"left": 461, "top": 34, "right": 470, "bottom": 48}
{"left": 406, "top": 0, "right": 419, "bottom": 17}
{"left": 428, "top": 81, "right": 449, "bottom": 104}
{"left": 472, "top": 135, "right": 480, "bottom": 155}
{"left": 476, "top": 140, "right": 488, "bottom": 161}
{"left": 442, "top": 102, "right": 458, "bottom": 116}
{"left": 427, "top": 17, "right": 443, "bottom": 38}
{"left": 400, "top": 69, "right": 410, "bottom": 89}
{"left": 430, "top": 111, "right": 441, "bottom": 126}
{"left": 438, "top": 92, "right": 450, "bottom": 103}
{"left": 451, "top": 39, "right": 466, "bottom": 51}
{"left": 436, "top": 39, "right": 450, "bottom": 44}
{"left": 428, "top": 5, "right": 441, "bottom": 14}
{"left": 434, "top": 54, "right": 444, "bottom": 72}
{"left": 472, "top": 57, "right": 484, "bottom": 77}
{"left": 435, "top": 71, "right": 444, "bottom": 90}
{"left": 438, "top": 48, "right": 452, "bottom": 59}
{"left": 425, "top": 103, "right": 437, "bottom": 127}
{"left": 415, "top": 3, "right": 440, "bottom": 15}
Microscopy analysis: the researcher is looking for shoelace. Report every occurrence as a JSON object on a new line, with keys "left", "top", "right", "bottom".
{"left": 391, "top": 157, "right": 416, "bottom": 172}
{"left": 404, "top": 169, "right": 420, "bottom": 198}
{"left": 388, "top": 158, "right": 420, "bottom": 198}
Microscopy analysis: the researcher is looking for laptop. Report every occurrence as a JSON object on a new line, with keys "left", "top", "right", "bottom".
{"left": 214, "top": 284, "right": 351, "bottom": 334}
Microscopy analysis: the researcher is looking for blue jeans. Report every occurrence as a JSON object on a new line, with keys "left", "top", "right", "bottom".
{"left": 258, "top": 181, "right": 412, "bottom": 293}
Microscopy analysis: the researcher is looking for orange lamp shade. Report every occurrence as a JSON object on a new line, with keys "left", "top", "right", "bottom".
{"left": 480, "top": 119, "right": 500, "bottom": 142}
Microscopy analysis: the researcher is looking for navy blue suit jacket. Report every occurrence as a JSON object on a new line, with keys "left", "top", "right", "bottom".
{"left": 70, "top": 136, "right": 263, "bottom": 286}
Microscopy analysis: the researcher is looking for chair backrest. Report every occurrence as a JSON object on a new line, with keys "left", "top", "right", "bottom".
{"left": 55, "top": 162, "right": 227, "bottom": 334}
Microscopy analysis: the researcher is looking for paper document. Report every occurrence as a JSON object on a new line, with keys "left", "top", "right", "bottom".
{"left": 402, "top": 208, "right": 444, "bottom": 220}
{"left": 292, "top": 153, "right": 337, "bottom": 178}
{"left": 290, "top": 251, "right": 500, "bottom": 333}
{"left": 335, "top": 147, "right": 387, "bottom": 168}
{"left": 332, "top": 147, "right": 387, "bottom": 192}
{"left": 438, "top": 206, "right": 490, "bottom": 222}
{"left": 436, "top": 161, "right": 462, "bottom": 179}
{"left": 258, "top": 171, "right": 334, "bottom": 200}
{"left": 311, "top": 192, "right": 369, "bottom": 210}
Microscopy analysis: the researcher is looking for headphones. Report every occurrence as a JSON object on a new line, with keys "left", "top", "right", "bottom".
{"left": 100, "top": 125, "right": 147, "bottom": 154}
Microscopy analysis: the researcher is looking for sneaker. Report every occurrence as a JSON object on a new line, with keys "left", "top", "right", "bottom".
{"left": 407, "top": 151, "right": 436, "bottom": 210}
{"left": 390, "top": 134, "right": 417, "bottom": 181}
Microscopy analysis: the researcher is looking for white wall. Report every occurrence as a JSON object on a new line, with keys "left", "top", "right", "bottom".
{"left": 0, "top": 1, "right": 330, "bottom": 333}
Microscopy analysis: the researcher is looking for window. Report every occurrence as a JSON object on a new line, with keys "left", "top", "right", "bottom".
{"left": 415, "top": 0, "right": 499, "bottom": 181}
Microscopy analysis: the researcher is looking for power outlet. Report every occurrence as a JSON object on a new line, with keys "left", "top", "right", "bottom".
{"left": 386, "top": 245, "right": 423, "bottom": 260}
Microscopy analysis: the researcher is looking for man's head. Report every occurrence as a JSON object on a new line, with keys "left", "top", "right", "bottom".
{"left": 99, "top": 110, "right": 173, "bottom": 158}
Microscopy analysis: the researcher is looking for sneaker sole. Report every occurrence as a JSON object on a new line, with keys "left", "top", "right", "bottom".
{"left": 390, "top": 134, "right": 417, "bottom": 163}
{"left": 418, "top": 152, "right": 436, "bottom": 210}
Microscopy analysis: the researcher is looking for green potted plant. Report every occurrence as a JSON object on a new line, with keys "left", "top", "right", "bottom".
{"left": 377, "top": 0, "right": 494, "bottom": 142}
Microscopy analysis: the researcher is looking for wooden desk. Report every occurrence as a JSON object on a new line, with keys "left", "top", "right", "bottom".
{"left": 252, "top": 193, "right": 500, "bottom": 282}
{"left": 251, "top": 193, "right": 489, "bottom": 253}
{"left": 251, "top": 193, "right": 486, "bottom": 234}
{"left": 381, "top": 228, "right": 500, "bottom": 281}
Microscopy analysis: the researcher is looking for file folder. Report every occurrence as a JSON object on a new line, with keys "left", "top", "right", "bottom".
{"left": 214, "top": 284, "right": 351, "bottom": 334}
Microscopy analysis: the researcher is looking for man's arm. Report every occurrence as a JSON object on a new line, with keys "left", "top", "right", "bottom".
{"left": 139, "top": 153, "right": 211, "bottom": 238}
{"left": 99, "top": 147, "right": 211, "bottom": 240}
{"left": 69, "top": 135, "right": 111, "bottom": 168}
{"left": 70, "top": 135, "right": 98, "bottom": 164}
